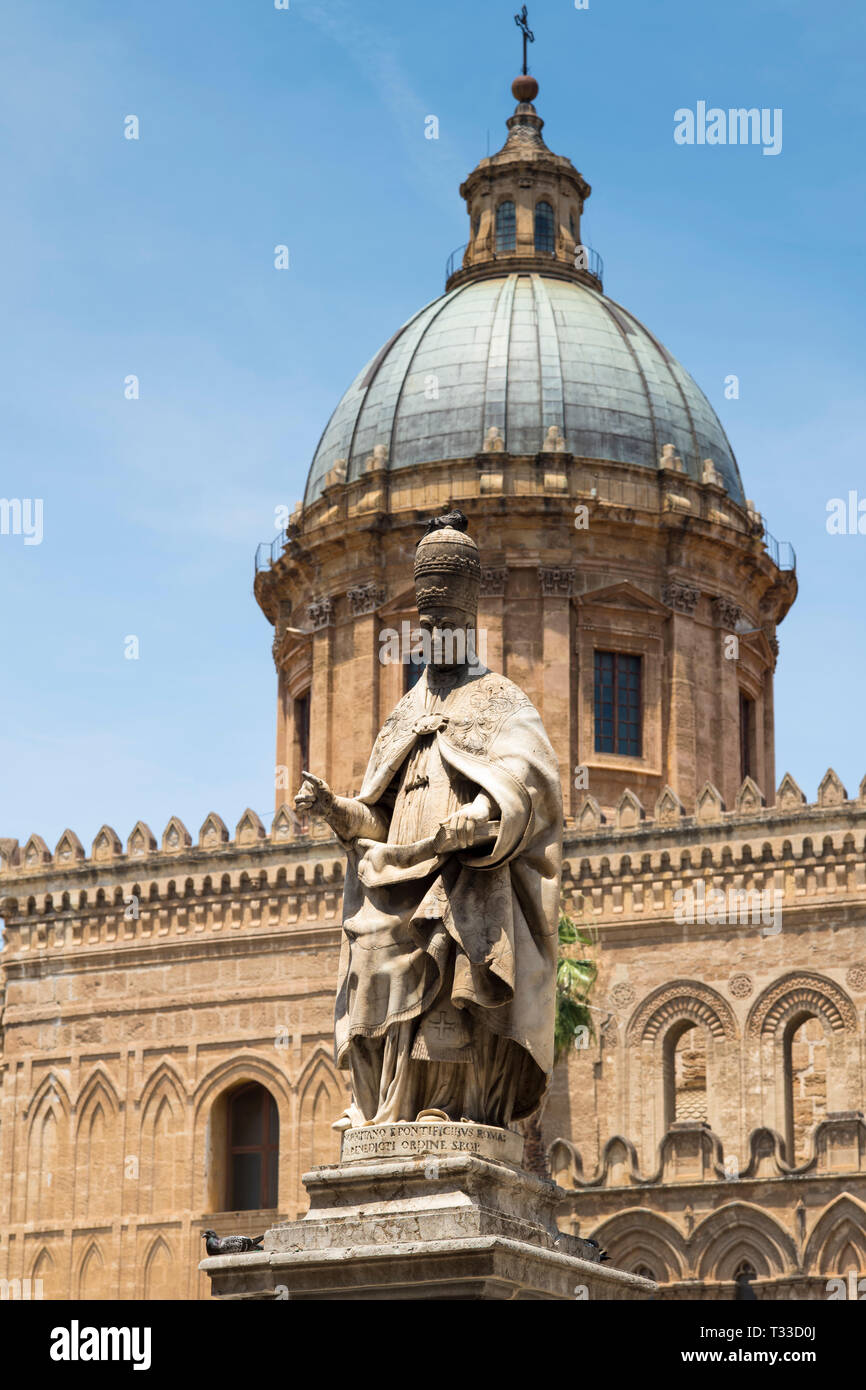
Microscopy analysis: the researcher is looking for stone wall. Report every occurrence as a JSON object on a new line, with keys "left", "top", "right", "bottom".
{"left": 2, "top": 769, "right": 865, "bottom": 1299}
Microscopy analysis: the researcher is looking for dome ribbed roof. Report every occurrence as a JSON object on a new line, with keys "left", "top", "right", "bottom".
{"left": 305, "top": 273, "right": 743, "bottom": 507}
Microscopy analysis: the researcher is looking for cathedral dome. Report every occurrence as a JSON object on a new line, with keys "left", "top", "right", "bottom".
{"left": 304, "top": 273, "right": 744, "bottom": 507}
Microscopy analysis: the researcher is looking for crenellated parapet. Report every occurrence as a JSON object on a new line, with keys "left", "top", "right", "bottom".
{"left": 0, "top": 806, "right": 347, "bottom": 958}
{"left": 561, "top": 768, "right": 866, "bottom": 927}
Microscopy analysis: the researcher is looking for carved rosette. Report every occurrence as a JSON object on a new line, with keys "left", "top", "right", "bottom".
{"left": 347, "top": 583, "right": 385, "bottom": 617}
{"left": 712, "top": 596, "right": 742, "bottom": 629}
{"left": 662, "top": 582, "right": 701, "bottom": 615}
{"left": 538, "top": 566, "right": 575, "bottom": 597}
{"left": 307, "top": 597, "right": 334, "bottom": 631}
{"left": 480, "top": 566, "right": 508, "bottom": 597}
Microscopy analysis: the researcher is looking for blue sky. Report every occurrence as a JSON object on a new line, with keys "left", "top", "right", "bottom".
{"left": 1, "top": 0, "right": 864, "bottom": 852}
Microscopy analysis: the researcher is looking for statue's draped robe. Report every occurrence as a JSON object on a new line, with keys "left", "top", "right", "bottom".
{"left": 335, "top": 664, "right": 562, "bottom": 1126}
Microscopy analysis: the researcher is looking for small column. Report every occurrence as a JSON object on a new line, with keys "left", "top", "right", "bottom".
{"left": 307, "top": 598, "right": 334, "bottom": 785}
{"left": 712, "top": 597, "right": 743, "bottom": 807}
{"left": 538, "top": 567, "right": 574, "bottom": 802}
{"left": 347, "top": 584, "right": 385, "bottom": 793}
{"left": 478, "top": 567, "right": 508, "bottom": 675}
{"left": 662, "top": 584, "right": 701, "bottom": 807}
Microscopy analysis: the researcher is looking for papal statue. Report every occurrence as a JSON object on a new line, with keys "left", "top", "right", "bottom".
{"left": 295, "top": 512, "right": 562, "bottom": 1130}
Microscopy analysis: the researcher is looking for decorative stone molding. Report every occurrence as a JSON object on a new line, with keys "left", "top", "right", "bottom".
{"left": 654, "top": 786, "right": 685, "bottom": 825}
{"left": 346, "top": 583, "right": 385, "bottom": 616}
{"left": 54, "top": 830, "right": 85, "bottom": 864}
{"left": 712, "top": 596, "right": 742, "bottom": 629}
{"left": 746, "top": 972, "right": 858, "bottom": 1040}
{"left": 162, "top": 817, "right": 192, "bottom": 853}
{"left": 541, "top": 424, "right": 566, "bottom": 453}
{"left": 22, "top": 834, "right": 51, "bottom": 868}
{"left": 776, "top": 772, "right": 806, "bottom": 810}
{"left": 728, "top": 973, "right": 754, "bottom": 999}
{"left": 695, "top": 782, "right": 725, "bottom": 823}
{"left": 615, "top": 789, "right": 645, "bottom": 830}
{"left": 363, "top": 444, "right": 388, "bottom": 472}
{"left": 482, "top": 425, "right": 505, "bottom": 452}
{"left": 538, "top": 566, "right": 575, "bottom": 597}
{"left": 322, "top": 459, "right": 347, "bottom": 490}
{"left": 845, "top": 966, "right": 866, "bottom": 993}
{"left": 701, "top": 458, "right": 724, "bottom": 488}
{"left": 662, "top": 582, "right": 701, "bottom": 615}
{"left": 577, "top": 795, "right": 605, "bottom": 832}
{"left": 480, "top": 566, "right": 508, "bottom": 597}
{"left": 199, "top": 813, "right": 230, "bottom": 848}
{"left": 0, "top": 838, "right": 19, "bottom": 871}
{"left": 610, "top": 982, "right": 636, "bottom": 1009}
{"left": 306, "top": 597, "right": 334, "bottom": 631}
{"left": 817, "top": 768, "right": 847, "bottom": 807}
{"left": 127, "top": 822, "right": 157, "bottom": 858}
{"left": 235, "top": 809, "right": 266, "bottom": 846}
{"left": 734, "top": 777, "right": 765, "bottom": 814}
{"left": 659, "top": 443, "right": 685, "bottom": 472}
{"left": 628, "top": 981, "right": 738, "bottom": 1044}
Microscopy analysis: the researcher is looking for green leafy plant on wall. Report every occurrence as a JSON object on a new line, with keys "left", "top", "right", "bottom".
{"left": 521, "top": 911, "right": 598, "bottom": 1178}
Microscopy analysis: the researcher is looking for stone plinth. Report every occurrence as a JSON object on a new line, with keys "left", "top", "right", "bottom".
{"left": 201, "top": 1123, "right": 656, "bottom": 1300}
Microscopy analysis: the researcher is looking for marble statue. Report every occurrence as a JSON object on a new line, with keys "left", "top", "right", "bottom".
{"left": 294, "top": 512, "right": 562, "bottom": 1129}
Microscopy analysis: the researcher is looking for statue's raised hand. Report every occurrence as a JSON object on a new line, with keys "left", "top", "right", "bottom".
{"left": 294, "top": 770, "right": 335, "bottom": 819}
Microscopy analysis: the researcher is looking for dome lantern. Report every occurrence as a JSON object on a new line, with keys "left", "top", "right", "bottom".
{"left": 446, "top": 68, "right": 598, "bottom": 293}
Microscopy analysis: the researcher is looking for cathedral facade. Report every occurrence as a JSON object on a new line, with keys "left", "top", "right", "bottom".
{"left": 1, "top": 73, "right": 864, "bottom": 1301}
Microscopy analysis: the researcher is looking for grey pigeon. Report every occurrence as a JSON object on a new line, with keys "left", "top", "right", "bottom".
{"left": 584, "top": 1238, "right": 610, "bottom": 1263}
{"left": 423, "top": 510, "right": 468, "bottom": 535}
{"left": 202, "top": 1229, "right": 264, "bottom": 1256}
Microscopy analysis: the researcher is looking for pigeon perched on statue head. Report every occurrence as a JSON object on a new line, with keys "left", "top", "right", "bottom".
{"left": 202, "top": 1230, "right": 264, "bottom": 1257}
{"left": 423, "top": 509, "right": 469, "bottom": 536}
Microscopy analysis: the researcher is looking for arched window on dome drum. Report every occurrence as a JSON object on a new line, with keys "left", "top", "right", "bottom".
{"left": 534, "top": 201, "right": 555, "bottom": 253}
{"left": 495, "top": 201, "right": 516, "bottom": 252}
{"left": 227, "top": 1083, "right": 279, "bottom": 1210}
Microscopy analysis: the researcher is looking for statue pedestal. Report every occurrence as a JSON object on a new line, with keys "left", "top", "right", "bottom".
{"left": 201, "top": 1123, "right": 655, "bottom": 1301}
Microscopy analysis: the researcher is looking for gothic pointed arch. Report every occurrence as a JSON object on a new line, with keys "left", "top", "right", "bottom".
{"left": 75, "top": 1064, "right": 122, "bottom": 1122}
{"left": 142, "top": 1234, "right": 176, "bottom": 1299}
{"left": 54, "top": 829, "right": 85, "bottom": 863}
{"left": 199, "top": 812, "right": 229, "bottom": 848}
{"left": 91, "top": 824, "right": 122, "bottom": 860}
{"left": 74, "top": 1070, "right": 121, "bottom": 1224}
{"left": 78, "top": 1240, "right": 110, "bottom": 1299}
{"left": 139, "top": 1068, "right": 187, "bottom": 1217}
{"left": 803, "top": 1194, "right": 866, "bottom": 1275}
{"left": 297, "top": 1047, "right": 345, "bottom": 1174}
{"left": 30, "top": 1245, "right": 56, "bottom": 1284}
{"left": 589, "top": 1208, "right": 686, "bottom": 1282}
{"left": 692, "top": 1202, "right": 797, "bottom": 1281}
{"left": 161, "top": 816, "right": 192, "bottom": 852}
{"left": 24, "top": 1068, "right": 72, "bottom": 1120}
{"left": 127, "top": 821, "right": 157, "bottom": 857}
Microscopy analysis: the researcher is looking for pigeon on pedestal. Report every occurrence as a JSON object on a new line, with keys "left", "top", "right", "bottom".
{"left": 202, "top": 1230, "right": 264, "bottom": 1256}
